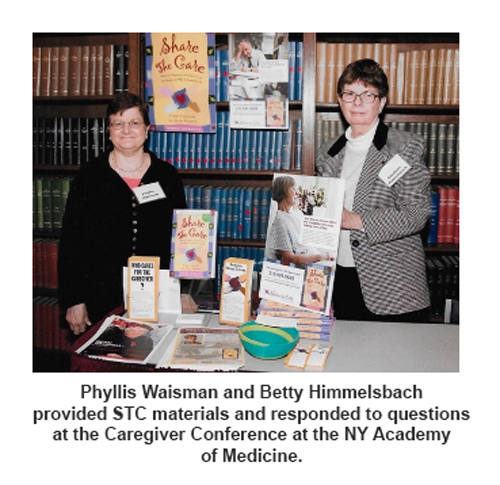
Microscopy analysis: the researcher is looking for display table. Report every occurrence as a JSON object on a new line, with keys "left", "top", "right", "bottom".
{"left": 70, "top": 314, "right": 459, "bottom": 373}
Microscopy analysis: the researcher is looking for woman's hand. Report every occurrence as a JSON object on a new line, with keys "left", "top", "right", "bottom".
{"left": 342, "top": 208, "right": 363, "bottom": 230}
{"left": 66, "top": 303, "right": 91, "bottom": 335}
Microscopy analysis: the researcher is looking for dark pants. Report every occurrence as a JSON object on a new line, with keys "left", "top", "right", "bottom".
{"left": 333, "top": 265, "right": 430, "bottom": 323}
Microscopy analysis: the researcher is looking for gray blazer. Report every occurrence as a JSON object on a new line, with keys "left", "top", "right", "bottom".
{"left": 316, "top": 122, "right": 431, "bottom": 315}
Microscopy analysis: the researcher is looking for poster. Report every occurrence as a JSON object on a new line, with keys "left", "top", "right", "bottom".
{"left": 228, "top": 33, "right": 289, "bottom": 129}
{"left": 145, "top": 33, "right": 216, "bottom": 133}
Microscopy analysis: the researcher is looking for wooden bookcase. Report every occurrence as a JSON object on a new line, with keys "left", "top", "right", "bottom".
{"left": 32, "top": 33, "right": 142, "bottom": 367}
{"left": 32, "top": 32, "right": 459, "bottom": 368}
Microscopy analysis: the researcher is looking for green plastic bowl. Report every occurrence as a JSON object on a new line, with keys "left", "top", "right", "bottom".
{"left": 239, "top": 322, "right": 299, "bottom": 360}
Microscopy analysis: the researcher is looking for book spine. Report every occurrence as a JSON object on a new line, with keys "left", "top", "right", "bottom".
{"left": 427, "top": 189, "right": 440, "bottom": 244}
{"left": 315, "top": 43, "right": 327, "bottom": 103}
{"left": 40, "top": 47, "right": 51, "bottom": 97}
{"left": 33, "top": 47, "right": 42, "bottom": 96}
{"left": 50, "top": 46, "right": 60, "bottom": 96}
{"left": 295, "top": 41, "right": 303, "bottom": 101}
{"left": 69, "top": 45, "right": 82, "bottom": 96}
{"left": 294, "top": 119, "right": 303, "bottom": 171}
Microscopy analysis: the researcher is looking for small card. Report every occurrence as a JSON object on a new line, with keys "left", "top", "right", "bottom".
{"left": 285, "top": 343, "right": 313, "bottom": 370}
{"left": 133, "top": 182, "right": 166, "bottom": 204}
{"left": 306, "top": 344, "right": 333, "bottom": 371}
{"left": 378, "top": 155, "right": 411, "bottom": 187}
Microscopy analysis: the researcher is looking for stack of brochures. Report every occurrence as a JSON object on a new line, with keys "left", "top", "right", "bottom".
{"left": 256, "top": 299, "right": 334, "bottom": 342}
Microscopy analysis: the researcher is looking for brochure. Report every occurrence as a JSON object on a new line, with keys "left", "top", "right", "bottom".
{"left": 157, "top": 327, "right": 244, "bottom": 371}
{"left": 127, "top": 256, "right": 160, "bottom": 321}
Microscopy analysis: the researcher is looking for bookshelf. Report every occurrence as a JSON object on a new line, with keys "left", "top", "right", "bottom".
{"left": 32, "top": 33, "right": 142, "bottom": 364}
{"left": 32, "top": 33, "right": 459, "bottom": 368}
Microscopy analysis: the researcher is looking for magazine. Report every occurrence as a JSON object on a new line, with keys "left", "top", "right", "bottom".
{"left": 157, "top": 327, "right": 244, "bottom": 371}
{"left": 75, "top": 315, "right": 174, "bottom": 365}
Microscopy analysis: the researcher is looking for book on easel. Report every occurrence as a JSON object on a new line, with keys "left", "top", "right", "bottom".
{"left": 169, "top": 209, "right": 218, "bottom": 279}
{"left": 219, "top": 257, "right": 254, "bottom": 326}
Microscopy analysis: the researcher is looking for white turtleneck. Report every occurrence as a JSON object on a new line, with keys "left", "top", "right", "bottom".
{"left": 338, "top": 122, "right": 378, "bottom": 267}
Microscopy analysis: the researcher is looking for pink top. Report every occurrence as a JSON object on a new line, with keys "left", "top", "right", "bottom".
{"left": 122, "top": 177, "right": 141, "bottom": 190}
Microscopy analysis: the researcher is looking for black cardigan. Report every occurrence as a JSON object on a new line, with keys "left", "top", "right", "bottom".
{"left": 58, "top": 151, "right": 187, "bottom": 323}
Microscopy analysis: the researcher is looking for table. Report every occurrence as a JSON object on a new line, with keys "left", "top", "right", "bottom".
{"left": 70, "top": 313, "right": 459, "bottom": 373}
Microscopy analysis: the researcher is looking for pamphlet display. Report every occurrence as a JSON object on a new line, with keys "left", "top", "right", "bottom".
{"left": 261, "top": 174, "right": 345, "bottom": 315}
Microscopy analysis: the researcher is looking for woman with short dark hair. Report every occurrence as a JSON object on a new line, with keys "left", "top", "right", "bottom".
{"left": 59, "top": 93, "right": 197, "bottom": 335}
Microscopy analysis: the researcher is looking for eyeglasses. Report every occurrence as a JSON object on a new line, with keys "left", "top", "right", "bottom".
{"left": 109, "top": 120, "right": 145, "bottom": 130}
{"left": 340, "top": 91, "right": 379, "bottom": 104}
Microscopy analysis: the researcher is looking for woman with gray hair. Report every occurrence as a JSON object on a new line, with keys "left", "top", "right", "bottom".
{"left": 316, "top": 59, "right": 431, "bottom": 322}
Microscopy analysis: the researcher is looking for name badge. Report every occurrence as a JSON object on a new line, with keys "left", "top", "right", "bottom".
{"left": 378, "top": 155, "right": 411, "bottom": 187}
{"left": 133, "top": 182, "right": 166, "bottom": 204}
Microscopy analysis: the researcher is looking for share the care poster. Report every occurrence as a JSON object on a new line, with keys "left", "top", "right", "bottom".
{"left": 145, "top": 33, "right": 216, "bottom": 132}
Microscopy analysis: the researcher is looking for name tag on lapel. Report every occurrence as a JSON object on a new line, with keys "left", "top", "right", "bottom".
{"left": 133, "top": 182, "right": 166, "bottom": 204}
{"left": 378, "top": 155, "right": 411, "bottom": 187}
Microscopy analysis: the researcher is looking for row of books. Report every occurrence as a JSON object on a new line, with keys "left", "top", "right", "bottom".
{"left": 33, "top": 44, "right": 128, "bottom": 97}
{"left": 33, "top": 238, "right": 59, "bottom": 289}
{"left": 426, "top": 255, "right": 459, "bottom": 321}
{"left": 185, "top": 185, "right": 271, "bottom": 241}
{"left": 427, "top": 186, "right": 459, "bottom": 245}
{"left": 33, "top": 117, "right": 107, "bottom": 166}
{"left": 215, "top": 41, "right": 304, "bottom": 102}
{"left": 33, "top": 177, "right": 71, "bottom": 231}
{"left": 149, "top": 113, "right": 302, "bottom": 171}
{"left": 316, "top": 43, "right": 459, "bottom": 106}
{"left": 34, "top": 113, "right": 304, "bottom": 172}
{"left": 33, "top": 296, "right": 72, "bottom": 351}
{"left": 316, "top": 118, "right": 459, "bottom": 176}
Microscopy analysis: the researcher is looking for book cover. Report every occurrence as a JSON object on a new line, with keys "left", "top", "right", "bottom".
{"left": 300, "top": 263, "right": 334, "bottom": 314}
{"left": 170, "top": 209, "right": 218, "bottom": 278}
{"left": 144, "top": 33, "right": 216, "bottom": 133}
{"left": 127, "top": 256, "right": 160, "bottom": 322}
{"left": 219, "top": 257, "right": 254, "bottom": 326}
{"left": 76, "top": 315, "right": 174, "bottom": 365}
{"left": 228, "top": 33, "right": 290, "bottom": 129}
